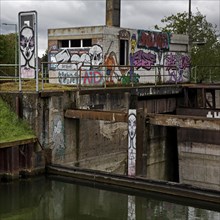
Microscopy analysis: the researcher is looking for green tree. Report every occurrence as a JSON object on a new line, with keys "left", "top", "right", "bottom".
{"left": 0, "top": 33, "right": 18, "bottom": 76}
{"left": 155, "top": 10, "right": 220, "bottom": 82}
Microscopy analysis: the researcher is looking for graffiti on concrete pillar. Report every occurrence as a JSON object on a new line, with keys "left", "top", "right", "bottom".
{"left": 52, "top": 117, "right": 65, "bottom": 159}
{"left": 128, "top": 195, "right": 136, "bottom": 220}
{"left": 128, "top": 109, "right": 136, "bottom": 176}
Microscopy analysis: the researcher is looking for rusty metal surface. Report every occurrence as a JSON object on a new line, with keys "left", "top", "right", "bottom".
{"left": 65, "top": 109, "right": 128, "bottom": 122}
{"left": 146, "top": 113, "right": 220, "bottom": 131}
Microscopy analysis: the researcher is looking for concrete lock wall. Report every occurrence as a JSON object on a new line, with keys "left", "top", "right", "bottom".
{"left": 72, "top": 91, "right": 130, "bottom": 173}
{"left": 177, "top": 108, "right": 220, "bottom": 191}
{"left": 137, "top": 98, "right": 178, "bottom": 181}
{"left": 1, "top": 91, "right": 179, "bottom": 180}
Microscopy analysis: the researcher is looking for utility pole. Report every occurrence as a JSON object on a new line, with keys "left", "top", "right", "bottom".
{"left": 188, "top": 0, "right": 192, "bottom": 52}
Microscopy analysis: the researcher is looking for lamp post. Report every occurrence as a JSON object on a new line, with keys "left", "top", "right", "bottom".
{"left": 2, "top": 23, "right": 18, "bottom": 81}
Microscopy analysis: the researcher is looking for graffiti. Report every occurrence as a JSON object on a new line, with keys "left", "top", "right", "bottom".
{"left": 82, "top": 71, "right": 104, "bottom": 85}
{"left": 104, "top": 51, "right": 117, "bottom": 82}
{"left": 20, "top": 26, "right": 35, "bottom": 78}
{"left": 89, "top": 45, "right": 103, "bottom": 66}
{"left": 132, "top": 50, "right": 156, "bottom": 70}
{"left": 207, "top": 111, "right": 220, "bottom": 118}
{"left": 58, "top": 71, "right": 78, "bottom": 85}
{"left": 137, "top": 30, "right": 170, "bottom": 51}
{"left": 52, "top": 117, "right": 65, "bottom": 159}
{"left": 50, "top": 44, "right": 103, "bottom": 70}
{"left": 128, "top": 195, "right": 136, "bottom": 220}
{"left": 121, "top": 72, "right": 140, "bottom": 85}
{"left": 128, "top": 109, "right": 136, "bottom": 176}
{"left": 164, "top": 53, "right": 190, "bottom": 83}
{"left": 119, "top": 29, "right": 130, "bottom": 40}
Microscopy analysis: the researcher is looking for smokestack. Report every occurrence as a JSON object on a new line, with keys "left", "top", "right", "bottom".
{"left": 106, "top": 0, "right": 121, "bottom": 27}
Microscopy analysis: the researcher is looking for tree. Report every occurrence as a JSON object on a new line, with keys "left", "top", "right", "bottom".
{"left": 155, "top": 10, "right": 220, "bottom": 82}
{"left": 0, "top": 33, "right": 18, "bottom": 76}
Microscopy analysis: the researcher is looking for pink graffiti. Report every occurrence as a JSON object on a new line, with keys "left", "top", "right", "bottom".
{"left": 82, "top": 71, "right": 103, "bottom": 85}
{"left": 138, "top": 30, "right": 169, "bottom": 51}
{"left": 133, "top": 50, "right": 156, "bottom": 70}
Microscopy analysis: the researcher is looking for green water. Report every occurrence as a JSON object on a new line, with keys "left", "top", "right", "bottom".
{"left": 0, "top": 176, "right": 219, "bottom": 220}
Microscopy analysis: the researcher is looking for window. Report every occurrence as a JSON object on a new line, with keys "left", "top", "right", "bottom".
{"left": 83, "top": 39, "right": 92, "bottom": 47}
{"left": 120, "top": 40, "right": 129, "bottom": 65}
{"left": 71, "top": 39, "right": 81, "bottom": 47}
{"left": 60, "top": 40, "right": 69, "bottom": 48}
{"left": 59, "top": 39, "right": 92, "bottom": 48}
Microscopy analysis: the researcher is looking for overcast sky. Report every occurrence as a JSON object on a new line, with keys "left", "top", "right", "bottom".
{"left": 1, "top": 0, "right": 220, "bottom": 57}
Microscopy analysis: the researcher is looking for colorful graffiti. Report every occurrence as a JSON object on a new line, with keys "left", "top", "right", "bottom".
{"left": 164, "top": 53, "right": 190, "bottom": 83}
{"left": 132, "top": 50, "right": 156, "bottom": 70}
{"left": 137, "top": 30, "right": 170, "bottom": 51}
{"left": 104, "top": 51, "right": 117, "bottom": 82}
{"left": 48, "top": 29, "right": 190, "bottom": 86}
{"left": 82, "top": 71, "right": 104, "bottom": 85}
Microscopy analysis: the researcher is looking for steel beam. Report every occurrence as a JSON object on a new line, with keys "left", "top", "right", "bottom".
{"left": 65, "top": 109, "right": 127, "bottom": 122}
{"left": 146, "top": 113, "right": 220, "bottom": 131}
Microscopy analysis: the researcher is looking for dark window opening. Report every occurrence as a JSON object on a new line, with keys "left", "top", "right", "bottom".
{"left": 120, "top": 40, "right": 128, "bottom": 65}
{"left": 83, "top": 39, "right": 92, "bottom": 47}
{"left": 71, "top": 39, "right": 81, "bottom": 47}
{"left": 61, "top": 40, "right": 69, "bottom": 48}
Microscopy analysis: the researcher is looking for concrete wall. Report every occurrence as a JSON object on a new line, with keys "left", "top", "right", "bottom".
{"left": 177, "top": 108, "right": 220, "bottom": 191}
{"left": 137, "top": 98, "right": 178, "bottom": 181}
{"left": 0, "top": 89, "right": 180, "bottom": 180}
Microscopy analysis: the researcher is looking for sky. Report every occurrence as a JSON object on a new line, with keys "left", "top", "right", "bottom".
{"left": 0, "top": 0, "right": 220, "bottom": 57}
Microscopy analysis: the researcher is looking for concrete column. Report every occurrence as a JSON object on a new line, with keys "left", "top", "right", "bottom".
{"left": 106, "top": 0, "right": 121, "bottom": 27}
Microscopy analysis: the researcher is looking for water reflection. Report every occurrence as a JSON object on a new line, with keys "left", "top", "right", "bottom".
{"left": 0, "top": 176, "right": 219, "bottom": 220}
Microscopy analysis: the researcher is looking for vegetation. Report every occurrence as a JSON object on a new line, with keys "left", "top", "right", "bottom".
{"left": 0, "top": 33, "right": 18, "bottom": 76}
{"left": 0, "top": 98, "right": 35, "bottom": 143}
{"left": 155, "top": 10, "right": 220, "bottom": 82}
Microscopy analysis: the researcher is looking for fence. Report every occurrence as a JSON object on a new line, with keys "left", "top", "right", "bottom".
{"left": 1, "top": 62, "right": 191, "bottom": 91}
{"left": 191, "top": 65, "right": 220, "bottom": 83}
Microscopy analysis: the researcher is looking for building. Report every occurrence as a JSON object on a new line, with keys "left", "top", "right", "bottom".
{"left": 47, "top": 0, "right": 190, "bottom": 86}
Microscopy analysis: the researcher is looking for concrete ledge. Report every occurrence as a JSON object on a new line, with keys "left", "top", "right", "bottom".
{"left": 0, "top": 137, "right": 37, "bottom": 149}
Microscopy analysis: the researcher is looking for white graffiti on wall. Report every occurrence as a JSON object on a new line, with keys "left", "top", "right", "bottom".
{"left": 128, "top": 109, "right": 137, "bottom": 176}
{"left": 52, "top": 117, "right": 65, "bottom": 159}
{"left": 206, "top": 111, "right": 220, "bottom": 118}
{"left": 128, "top": 195, "right": 136, "bottom": 220}
{"left": 49, "top": 44, "right": 103, "bottom": 85}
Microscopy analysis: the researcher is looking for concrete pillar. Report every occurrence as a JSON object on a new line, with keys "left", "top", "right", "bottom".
{"left": 106, "top": 0, "right": 121, "bottom": 27}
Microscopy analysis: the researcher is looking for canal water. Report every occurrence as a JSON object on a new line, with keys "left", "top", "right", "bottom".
{"left": 0, "top": 176, "right": 219, "bottom": 220}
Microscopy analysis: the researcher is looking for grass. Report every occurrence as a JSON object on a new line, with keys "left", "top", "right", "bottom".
{"left": 0, "top": 80, "right": 76, "bottom": 92}
{"left": 0, "top": 98, "right": 35, "bottom": 143}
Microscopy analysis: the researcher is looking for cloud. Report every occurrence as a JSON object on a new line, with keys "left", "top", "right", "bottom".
{"left": 1, "top": 0, "right": 220, "bottom": 56}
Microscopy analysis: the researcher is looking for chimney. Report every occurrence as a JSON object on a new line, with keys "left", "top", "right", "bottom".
{"left": 106, "top": 0, "right": 121, "bottom": 27}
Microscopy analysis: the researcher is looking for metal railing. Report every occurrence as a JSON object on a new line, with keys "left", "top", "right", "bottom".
{"left": 1, "top": 62, "right": 191, "bottom": 92}
{"left": 191, "top": 65, "right": 220, "bottom": 83}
